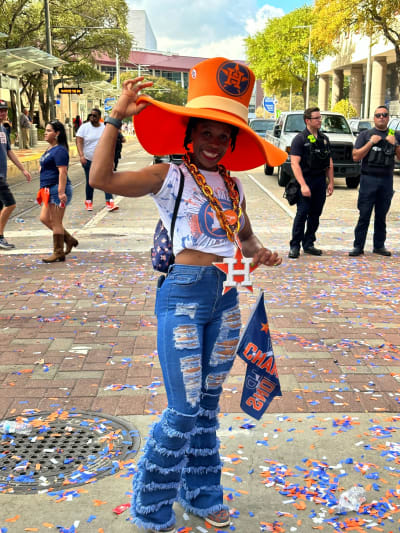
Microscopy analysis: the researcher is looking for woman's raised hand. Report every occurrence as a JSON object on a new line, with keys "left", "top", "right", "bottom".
{"left": 111, "top": 77, "right": 153, "bottom": 120}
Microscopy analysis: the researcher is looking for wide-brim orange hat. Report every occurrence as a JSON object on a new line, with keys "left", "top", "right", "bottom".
{"left": 133, "top": 57, "right": 287, "bottom": 172}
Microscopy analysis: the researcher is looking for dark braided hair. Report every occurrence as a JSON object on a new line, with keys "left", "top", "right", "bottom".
{"left": 183, "top": 118, "right": 239, "bottom": 152}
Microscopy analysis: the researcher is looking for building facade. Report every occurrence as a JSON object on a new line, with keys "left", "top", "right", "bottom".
{"left": 318, "top": 28, "right": 399, "bottom": 118}
{"left": 128, "top": 10, "right": 157, "bottom": 51}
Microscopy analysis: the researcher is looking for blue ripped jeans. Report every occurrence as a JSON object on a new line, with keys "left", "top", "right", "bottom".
{"left": 132, "top": 265, "right": 240, "bottom": 531}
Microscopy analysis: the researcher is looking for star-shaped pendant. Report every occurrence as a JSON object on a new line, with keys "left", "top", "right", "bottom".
{"left": 214, "top": 246, "right": 258, "bottom": 293}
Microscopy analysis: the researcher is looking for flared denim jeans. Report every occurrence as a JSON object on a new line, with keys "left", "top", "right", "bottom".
{"left": 131, "top": 265, "right": 241, "bottom": 531}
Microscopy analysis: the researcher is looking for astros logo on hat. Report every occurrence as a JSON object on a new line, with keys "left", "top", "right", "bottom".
{"left": 217, "top": 61, "right": 250, "bottom": 97}
{"left": 134, "top": 56, "right": 287, "bottom": 171}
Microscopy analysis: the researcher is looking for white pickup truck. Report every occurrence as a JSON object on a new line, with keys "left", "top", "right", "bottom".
{"left": 264, "top": 111, "right": 361, "bottom": 188}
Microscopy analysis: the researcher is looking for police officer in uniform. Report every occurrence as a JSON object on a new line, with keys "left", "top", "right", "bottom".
{"left": 349, "top": 105, "right": 400, "bottom": 257}
{"left": 288, "top": 107, "right": 334, "bottom": 258}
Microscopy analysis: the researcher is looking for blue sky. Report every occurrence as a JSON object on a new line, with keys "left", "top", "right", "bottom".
{"left": 129, "top": 1, "right": 312, "bottom": 59}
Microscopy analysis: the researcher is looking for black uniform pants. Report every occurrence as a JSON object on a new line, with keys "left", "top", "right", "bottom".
{"left": 290, "top": 174, "right": 326, "bottom": 250}
{"left": 353, "top": 174, "right": 393, "bottom": 250}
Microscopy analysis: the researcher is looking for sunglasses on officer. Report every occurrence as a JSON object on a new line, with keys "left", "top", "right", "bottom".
{"left": 375, "top": 112, "right": 389, "bottom": 118}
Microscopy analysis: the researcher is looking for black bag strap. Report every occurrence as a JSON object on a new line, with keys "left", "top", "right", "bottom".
{"left": 170, "top": 168, "right": 184, "bottom": 251}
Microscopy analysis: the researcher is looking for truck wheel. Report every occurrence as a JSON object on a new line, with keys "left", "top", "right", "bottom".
{"left": 278, "top": 167, "right": 291, "bottom": 187}
{"left": 346, "top": 176, "right": 360, "bottom": 189}
{"left": 264, "top": 164, "right": 274, "bottom": 175}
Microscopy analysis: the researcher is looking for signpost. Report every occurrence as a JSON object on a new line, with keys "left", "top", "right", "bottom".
{"left": 263, "top": 97, "right": 275, "bottom": 115}
{"left": 59, "top": 87, "right": 83, "bottom": 95}
{"left": 263, "top": 96, "right": 277, "bottom": 118}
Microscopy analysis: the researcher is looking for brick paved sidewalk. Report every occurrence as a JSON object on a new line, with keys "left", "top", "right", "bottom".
{"left": 0, "top": 250, "right": 398, "bottom": 420}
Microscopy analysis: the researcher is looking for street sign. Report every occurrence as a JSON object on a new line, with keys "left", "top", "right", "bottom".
{"left": 263, "top": 97, "right": 275, "bottom": 114}
{"left": 59, "top": 87, "right": 83, "bottom": 95}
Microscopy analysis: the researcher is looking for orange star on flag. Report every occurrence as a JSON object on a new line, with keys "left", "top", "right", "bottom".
{"left": 261, "top": 322, "right": 269, "bottom": 334}
{"left": 214, "top": 246, "right": 258, "bottom": 293}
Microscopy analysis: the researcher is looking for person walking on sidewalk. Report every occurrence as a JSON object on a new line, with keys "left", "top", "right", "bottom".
{"left": 37, "top": 120, "right": 78, "bottom": 263}
{"left": 349, "top": 105, "right": 400, "bottom": 257}
{"left": 0, "top": 99, "right": 32, "bottom": 250}
{"left": 90, "top": 57, "right": 287, "bottom": 533}
{"left": 288, "top": 107, "right": 334, "bottom": 259}
{"left": 75, "top": 108, "right": 118, "bottom": 212}
{"left": 19, "top": 108, "right": 31, "bottom": 149}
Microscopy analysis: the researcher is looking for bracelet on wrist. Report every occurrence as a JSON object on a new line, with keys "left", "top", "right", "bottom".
{"left": 105, "top": 116, "right": 122, "bottom": 129}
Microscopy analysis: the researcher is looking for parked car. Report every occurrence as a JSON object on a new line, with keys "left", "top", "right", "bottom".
{"left": 249, "top": 118, "right": 275, "bottom": 138}
{"left": 153, "top": 154, "right": 184, "bottom": 165}
{"left": 348, "top": 118, "right": 372, "bottom": 135}
{"left": 264, "top": 111, "right": 361, "bottom": 188}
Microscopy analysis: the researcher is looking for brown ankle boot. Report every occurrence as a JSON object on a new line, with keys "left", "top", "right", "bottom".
{"left": 64, "top": 230, "right": 79, "bottom": 255}
{"left": 42, "top": 234, "right": 65, "bottom": 263}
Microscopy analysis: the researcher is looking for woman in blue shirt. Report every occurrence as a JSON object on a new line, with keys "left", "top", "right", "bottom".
{"left": 38, "top": 120, "right": 78, "bottom": 262}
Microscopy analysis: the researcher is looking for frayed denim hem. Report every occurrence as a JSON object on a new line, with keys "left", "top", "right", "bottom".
{"left": 148, "top": 436, "right": 190, "bottom": 458}
{"left": 178, "top": 497, "right": 228, "bottom": 518}
{"left": 194, "top": 424, "right": 219, "bottom": 434}
{"left": 142, "top": 480, "right": 181, "bottom": 493}
{"left": 141, "top": 456, "right": 187, "bottom": 475}
{"left": 161, "top": 407, "right": 199, "bottom": 438}
{"left": 187, "top": 441, "right": 220, "bottom": 457}
{"left": 198, "top": 405, "right": 220, "bottom": 419}
{"left": 134, "top": 495, "right": 177, "bottom": 515}
{"left": 131, "top": 513, "right": 176, "bottom": 532}
{"left": 183, "top": 463, "right": 222, "bottom": 475}
{"left": 181, "top": 483, "right": 222, "bottom": 501}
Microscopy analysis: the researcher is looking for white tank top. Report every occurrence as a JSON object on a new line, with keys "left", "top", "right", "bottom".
{"left": 151, "top": 163, "right": 244, "bottom": 258}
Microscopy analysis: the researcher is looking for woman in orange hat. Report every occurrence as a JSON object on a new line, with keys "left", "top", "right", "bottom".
{"left": 90, "top": 58, "right": 286, "bottom": 533}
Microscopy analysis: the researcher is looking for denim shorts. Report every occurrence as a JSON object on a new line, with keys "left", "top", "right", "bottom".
{"left": 48, "top": 181, "right": 73, "bottom": 206}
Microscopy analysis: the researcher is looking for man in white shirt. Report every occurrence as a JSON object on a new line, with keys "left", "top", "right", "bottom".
{"left": 76, "top": 108, "right": 118, "bottom": 211}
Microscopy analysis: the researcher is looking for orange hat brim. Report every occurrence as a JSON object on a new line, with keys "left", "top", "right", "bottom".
{"left": 133, "top": 95, "right": 287, "bottom": 172}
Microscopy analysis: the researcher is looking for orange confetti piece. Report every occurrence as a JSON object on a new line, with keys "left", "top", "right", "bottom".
{"left": 6, "top": 515, "right": 20, "bottom": 522}
{"left": 93, "top": 499, "right": 107, "bottom": 506}
{"left": 42, "top": 523, "right": 55, "bottom": 528}
{"left": 293, "top": 500, "right": 307, "bottom": 510}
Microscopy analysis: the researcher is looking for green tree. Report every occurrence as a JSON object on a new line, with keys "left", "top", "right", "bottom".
{"left": 0, "top": 0, "right": 132, "bottom": 124}
{"left": 332, "top": 99, "right": 358, "bottom": 117}
{"left": 313, "top": 0, "right": 400, "bottom": 98}
{"left": 245, "top": 6, "right": 333, "bottom": 107}
{"left": 117, "top": 71, "right": 188, "bottom": 105}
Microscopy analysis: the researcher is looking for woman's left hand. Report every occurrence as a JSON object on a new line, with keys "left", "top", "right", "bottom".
{"left": 251, "top": 247, "right": 282, "bottom": 267}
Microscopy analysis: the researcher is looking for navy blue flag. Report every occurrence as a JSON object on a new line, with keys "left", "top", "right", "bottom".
{"left": 237, "top": 291, "right": 282, "bottom": 420}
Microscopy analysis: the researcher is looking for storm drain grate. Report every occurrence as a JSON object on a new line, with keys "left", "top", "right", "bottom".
{"left": 0, "top": 410, "right": 140, "bottom": 494}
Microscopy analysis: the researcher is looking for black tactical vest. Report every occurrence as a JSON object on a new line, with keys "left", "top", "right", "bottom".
{"left": 366, "top": 128, "right": 396, "bottom": 168}
{"left": 300, "top": 130, "right": 331, "bottom": 177}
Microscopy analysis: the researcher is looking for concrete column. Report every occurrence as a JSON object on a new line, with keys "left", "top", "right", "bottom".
{"left": 331, "top": 69, "right": 344, "bottom": 108}
{"left": 369, "top": 57, "right": 387, "bottom": 115}
{"left": 318, "top": 75, "right": 330, "bottom": 110}
{"left": 349, "top": 65, "right": 363, "bottom": 116}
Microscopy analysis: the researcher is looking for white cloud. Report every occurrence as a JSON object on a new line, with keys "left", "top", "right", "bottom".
{"left": 245, "top": 5, "right": 284, "bottom": 35}
{"left": 129, "top": 1, "right": 285, "bottom": 59}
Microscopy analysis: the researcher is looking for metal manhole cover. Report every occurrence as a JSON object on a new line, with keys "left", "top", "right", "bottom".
{"left": 0, "top": 410, "right": 140, "bottom": 494}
